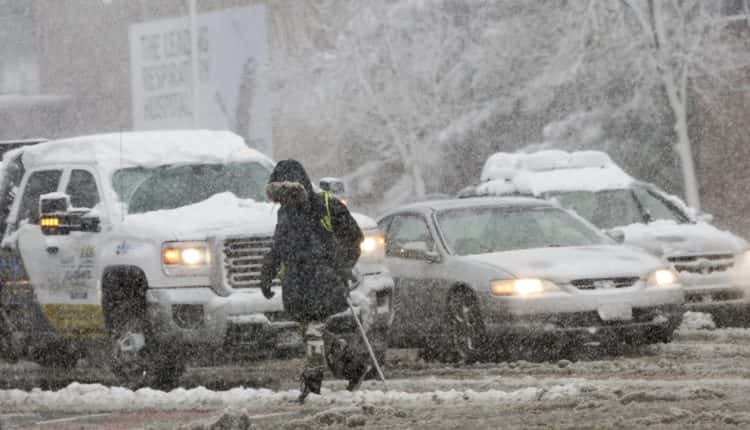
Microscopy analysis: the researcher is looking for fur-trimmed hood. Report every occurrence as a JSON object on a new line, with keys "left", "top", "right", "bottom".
{"left": 266, "top": 181, "right": 308, "bottom": 206}
{"left": 265, "top": 159, "right": 316, "bottom": 207}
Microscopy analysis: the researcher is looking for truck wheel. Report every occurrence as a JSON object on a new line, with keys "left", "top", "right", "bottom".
{"left": 34, "top": 339, "right": 80, "bottom": 369}
{"left": 0, "top": 307, "right": 20, "bottom": 363}
{"left": 109, "top": 313, "right": 185, "bottom": 390}
{"left": 445, "top": 289, "right": 486, "bottom": 365}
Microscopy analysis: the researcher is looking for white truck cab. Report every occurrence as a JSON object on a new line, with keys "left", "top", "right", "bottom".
{"left": 0, "top": 130, "right": 393, "bottom": 388}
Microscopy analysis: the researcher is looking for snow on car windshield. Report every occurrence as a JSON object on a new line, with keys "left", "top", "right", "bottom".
{"left": 550, "top": 188, "right": 688, "bottom": 230}
{"left": 436, "top": 206, "right": 606, "bottom": 256}
{"left": 121, "top": 162, "right": 271, "bottom": 214}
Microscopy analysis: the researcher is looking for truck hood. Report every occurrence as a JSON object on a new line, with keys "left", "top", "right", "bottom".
{"left": 121, "top": 192, "right": 279, "bottom": 240}
{"left": 616, "top": 220, "right": 747, "bottom": 258}
{"left": 462, "top": 245, "right": 664, "bottom": 283}
{"left": 119, "top": 192, "right": 378, "bottom": 240}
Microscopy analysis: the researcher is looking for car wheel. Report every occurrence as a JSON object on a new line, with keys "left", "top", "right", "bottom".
{"left": 109, "top": 313, "right": 185, "bottom": 390}
{"left": 445, "top": 289, "right": 486, "bottom": 364}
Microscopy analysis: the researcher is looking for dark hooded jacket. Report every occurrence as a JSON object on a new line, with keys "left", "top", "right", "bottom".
{"left": 260, "top": 160, "right": 363, "bottom": 322}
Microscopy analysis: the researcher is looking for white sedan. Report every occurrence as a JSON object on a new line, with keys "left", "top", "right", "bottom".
{"left": 378, "top": 197, "right": 684, "bottom": 362}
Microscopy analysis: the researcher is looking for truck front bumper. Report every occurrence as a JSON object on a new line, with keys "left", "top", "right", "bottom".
{"left": 147, "top": 273, "right": 395, "bottom": 357}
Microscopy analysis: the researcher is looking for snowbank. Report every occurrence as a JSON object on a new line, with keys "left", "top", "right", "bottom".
{"left": 679, "top": 312, "right": 717, "bottom": 331}
{"left": 0, "top": 382, "right": 582, "bottom": 413}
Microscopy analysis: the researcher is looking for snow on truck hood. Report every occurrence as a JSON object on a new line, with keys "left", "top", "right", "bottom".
{"left": 121, "top": 192, "right": 378, "bottom": 240}
{"left": 463, "top": 245, "right": 664, "bottom": 283}
{"left": 617, "top": 220, "right": 747, "bottom": 257}
{"left": 122, "top": 193, "right": 278, "bottom": 240}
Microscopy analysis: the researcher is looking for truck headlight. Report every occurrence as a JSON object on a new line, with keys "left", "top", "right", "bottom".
{"left": 490, "top": 278, "right": 560, "bottom": 297}
{"left": 162, "top": 241, "right": 211, "bottom": 275}
{"left": 359, "top": 229, "right": 385, "bottom": 263}
{"left": 647, "top": 269, "right": 678, "bottom": 287}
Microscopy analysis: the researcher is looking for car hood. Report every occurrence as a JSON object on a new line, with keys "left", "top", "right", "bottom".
{"left": 121, "top": 192, "right": 279, "bottom": 240}
{"left": 462, "top": 245, "right": 664, "bottom": 283}
{"left": 616, "top": 220, "right": 747, "bottom": 257}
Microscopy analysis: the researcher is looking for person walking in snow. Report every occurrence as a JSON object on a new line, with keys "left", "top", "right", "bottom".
{"left": 259, "top": 159, "right": 363, "bottom": 403}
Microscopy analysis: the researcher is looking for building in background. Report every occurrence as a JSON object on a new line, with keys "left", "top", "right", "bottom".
{"left": 3, "top": 0, "right": 274, "bottom": 157}
{"left": 0, "top": 0, "right": 69, "bottom": 140}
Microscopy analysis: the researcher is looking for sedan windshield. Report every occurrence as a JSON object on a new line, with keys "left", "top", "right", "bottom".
{"left": 120, "top": 162, "right": 271, "bottom": 214}
{"left": 436, "top": 206, "right": 607, "bottom": 256}
{"left": 550, "top": 188, "right": 687, "bottom": 230}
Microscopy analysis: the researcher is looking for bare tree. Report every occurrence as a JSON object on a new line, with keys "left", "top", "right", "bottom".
{"left": 551, "top": 0, "right": 750, "bottom": 209}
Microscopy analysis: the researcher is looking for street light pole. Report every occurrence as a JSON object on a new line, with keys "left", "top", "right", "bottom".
{"left": 188, "top": 0, "right": 199, "bottom": 128}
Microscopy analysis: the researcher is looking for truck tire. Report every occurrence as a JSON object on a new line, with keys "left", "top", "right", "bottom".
{"left": 0, "top": 307, "right": 20, "bottom": 364}
{"left": 103, "top": 268, "right": 185, "bottom": 390}
{"left": 109, "top": 313, "right": 185, "bottom": 390}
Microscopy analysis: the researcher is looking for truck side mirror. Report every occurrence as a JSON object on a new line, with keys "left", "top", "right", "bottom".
{"left": 606, "top": 228, "right": 626, "bottom": 244}
{"left": 40, "top": 193, "right": 100, "bottom": 235}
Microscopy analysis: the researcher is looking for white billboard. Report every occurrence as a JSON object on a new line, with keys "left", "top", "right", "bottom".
{"left": 129, "top": 5, "right": 271, "bottom": 156}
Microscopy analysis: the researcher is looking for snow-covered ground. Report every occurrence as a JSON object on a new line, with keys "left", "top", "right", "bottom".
{"left": 3, "top": 314, "right": 750, "bottom": 429}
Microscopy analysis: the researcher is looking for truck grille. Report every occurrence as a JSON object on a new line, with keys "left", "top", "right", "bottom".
{"left": 223, "top": 237, "right": 278, "bottom": 289}
{"left": 571, "top": 277, "right": 639, "bottom": 290}
{"left": 667, "top": 254, "right": 735, "bottom": 275}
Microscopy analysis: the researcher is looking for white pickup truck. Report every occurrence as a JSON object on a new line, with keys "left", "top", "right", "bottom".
{"left": 0, "top": 130, "right": 394, "bottom": 388}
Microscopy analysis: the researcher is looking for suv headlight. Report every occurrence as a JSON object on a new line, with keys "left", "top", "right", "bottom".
{"left": 359, "top": 229, "right": 385, "bottom": 263}
{"left": 647, "top": 269, "right": 678, "bottom": 287}
{"left": 490, "top": 278, "right": 561, "bottom": 297}
{"left": 162, "top": 241, "right": 211, "bottom": 276}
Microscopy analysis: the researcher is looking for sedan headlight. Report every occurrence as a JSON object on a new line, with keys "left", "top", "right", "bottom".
{"left": 647, "top": 269, "right": 678, "bottom": 287}
{"left": 162, "top": 241, "right": 211, "bottom": 276}
{"left": 490, "top": 278, "right": 560, "bottom": 297}
{"left": 359, "top": 229, "right": 385, "bottom": 263}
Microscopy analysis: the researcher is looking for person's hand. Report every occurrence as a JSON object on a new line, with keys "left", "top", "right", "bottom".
{"left": 261, "top": 283, "right": 275, "bottom": 299}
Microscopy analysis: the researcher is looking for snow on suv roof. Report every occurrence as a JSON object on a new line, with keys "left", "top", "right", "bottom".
{"left": 475, "top": 150, "right": 634, "bottom": 197}
{"left": 18, "top": 130, "right": 273, "bottom": 173}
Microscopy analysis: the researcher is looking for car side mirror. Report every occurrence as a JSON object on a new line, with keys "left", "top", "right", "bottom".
{"left": 39, "top": 193, "right": 100, "bottom": 235}
{"left": 399, "top": 241, "right": 440, "bottom": 263}
{"left": 606, "top": 229, "right": 626, "bottom": 244}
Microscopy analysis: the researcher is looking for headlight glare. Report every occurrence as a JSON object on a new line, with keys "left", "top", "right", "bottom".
{"left": 359, "top": 229, "right": 385, "bottom": 262}
{"left": 181, "top": 248, "right": 208, "bottom": 265}
{"left": 647, "top": 269, "right": 678, "bottom": 287}
{"left": 162, "top": 241, "right": 211, "bottom": 275}
{"left": 490, "top": 278, "right": 557, "bottom": 297}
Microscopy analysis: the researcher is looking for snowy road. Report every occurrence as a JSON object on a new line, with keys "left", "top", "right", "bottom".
{"left": 3, "top": 327, "right": 750, "bottom": 429}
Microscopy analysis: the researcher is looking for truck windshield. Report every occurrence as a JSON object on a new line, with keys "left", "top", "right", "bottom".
{"left": 120, "top": 162, "right": 271, "bottom": 214}
{"left": 549, "top": 188, "right": 687, "bottom": 230}
{"left": 437, "top": 206, "right": 607, "bottom": 256}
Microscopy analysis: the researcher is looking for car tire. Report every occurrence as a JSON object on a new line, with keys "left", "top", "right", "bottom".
{"left": 108, "top": 312, "right": 185, "bottom": 390}
{"left": 445, "top": 289, "right": 486, "bottom": 365}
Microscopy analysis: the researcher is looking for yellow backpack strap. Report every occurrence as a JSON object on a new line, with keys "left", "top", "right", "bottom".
{"left": 320, "top": 192, "right": 334, "bottom": 233}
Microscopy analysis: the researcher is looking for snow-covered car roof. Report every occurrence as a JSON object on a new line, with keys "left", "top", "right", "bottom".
{"left": 16, "top": 130, "right": 273, "bottom": 174}
{"left": 475, "top": 150, "right": 634, "bottom": 197}
{"left": 381, "top": 196, "right": 554, "bottom": 218}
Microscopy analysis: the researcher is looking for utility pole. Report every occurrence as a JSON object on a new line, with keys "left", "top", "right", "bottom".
{"left": 188, "top": 0, "right": 200, "bottom": 128}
